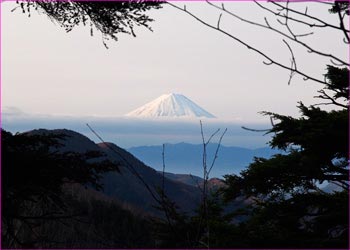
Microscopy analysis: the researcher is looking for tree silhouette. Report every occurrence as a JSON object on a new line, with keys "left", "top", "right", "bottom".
{"left": 168, "top": 1, "right": 349, "bottom": 247}
{"left": 18, "top": 1, "right": 163, "bottom": 47}
{"left": 1, "top": 130, "right": 119, "bottom": 247}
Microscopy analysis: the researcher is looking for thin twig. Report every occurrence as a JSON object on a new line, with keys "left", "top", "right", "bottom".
{"left": 241, "top": 126, "right": 270, "bottom": 132}
{"left": 217, "top": 13, "right": 222, "bottom": 29}
{"left": 314, "top": 89, "right": 348, "bottom": 108}
{"left": 335, "top": 1, "right": 350, "bottom": 44}
{"left": 86, "top": 124, "right": 162, "bottom": 206}
{"left": 207, "top": 128, "right": 227, "bottom": 176}
{"left": 167, "top": 2, "right": 334, "bottom": 86}
{"left": 206, "top": 128, "right": 220, "bottom": 145}
{"left": 271, "top": 1, "right": 350, "bottom": 33}
{"left": 162, "top": 143, "right": 166, "bottom": 199}
{"left": 87, "top": 124, "right": 184, "bottom": 240}
{"left": 206, "top": 0, "right": 348, "bottom": 66}
{"left": 197, "top": 121, "right": 227, "bottom": 248}
{"left": 190, "top": 174, "right": 204, "bottom": 193}
{"left": 282, "top": 39, "right": 297, "bottom": 85}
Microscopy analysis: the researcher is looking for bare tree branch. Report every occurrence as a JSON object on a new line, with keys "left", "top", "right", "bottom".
{"left": 241, "top": 126, "right": 270, "bottom": 132}
{"left": 271, "top": 1, "right": 350, "bottom": 33}
{"left": 335, "top": 1, "right": 350, "bottom": 44}
{"left": 205, "top": 128, "right": 220, "bottom": 145}
{"left": 190, "top": 174, "right": 204, "bottom": 193}
{"left": 197, "top": 121, "right": 227, "bottom": 248}
{"left": 86, "top": 124, "right": 162, "bottom": 204}
{"left": 162, "top": 143, "right": 166, "bottom": 199}
{"left": 205, "top": 0, "right": 348, "bottom": 66}
{"left": 282, "top": 39, "right": 297, "bottom": 85}
{"left": 217, "top": 13, "right": 222, "bottom": 29}
{"left": 207, "top": 128, "right": 227, "bottom": 176}
{"left": 314, "top": 89, "right": 349, "bottom": 108}
{"left": 87, "top": 124, "right": 186, "bottom": 242}
{"left": 241, "top": 116, "right": 275, "bottom": 133}
{"left": 168, "top": 2, "right": 330, "bottom": 86}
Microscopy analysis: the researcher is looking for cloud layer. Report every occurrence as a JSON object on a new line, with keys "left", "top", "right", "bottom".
{"left": 2, "top": 109, "right": 272, "bottom": 149}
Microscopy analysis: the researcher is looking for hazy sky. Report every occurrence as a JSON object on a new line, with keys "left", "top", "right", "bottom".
{"left": 2, "top": 1, "right": 347, "bottom": 120}
{"left": 1, "top": 1, "right": 348, "bottom": 148}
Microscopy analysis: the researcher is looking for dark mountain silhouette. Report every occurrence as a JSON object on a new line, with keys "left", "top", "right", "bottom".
{"left": 25, "top": 129, "right": 201, "bottom": 216}
{"left": 97, "top": 142, "right": 201, "bottom": 215}
{"left": 161, "top": 172, "right": 226, "bottom": 191}
{"left": 160, "top": 172, "right": 204, "bottom": 186}
{"left": 129, "top": 143, "right": 282, "bottom": 177}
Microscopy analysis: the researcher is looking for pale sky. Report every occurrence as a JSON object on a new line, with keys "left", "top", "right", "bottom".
{"left": 2, "top": 1, "right": 347, "bottom": 119}
{"left": 1, "top": 1, "right": 348, "bottom": 147}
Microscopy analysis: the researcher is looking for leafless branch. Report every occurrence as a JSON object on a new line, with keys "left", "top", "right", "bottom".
{"left": 190, "top": 174, "right": 204, "bottom": 193}
{"left": 87, "top": 124, "right": 185, "bottom": 242}
{"left": 271, "top": 1, "right": 350, "bottom": 33}
{"left": 263, "top": 60, "right": 274, "bottom": 65}
{"left": 241, "top": 126, "right": 270, "bottom": 132}
{"left": 254, "top": 1, "right": 322, "bottom": 29}
{"left": 270, "top": 116, "right": 275, "bottom": 128}
{"left": 197, "top": 121, "right": 227, "bottom": 248}
{"left": 200, "top": 120, "right": 208, "bottom": 181}
{"left": 86, "top": 124, "right": 175, "bottom": 215}
{"left": 314, "top": 89, "right": 348, "bottom": 108}
{"left": 162, "top": 143, "right": 166, "bottom": 199}
{"left": 160, "top": 143, "right": 178, "bottom": 233}
{"left": 206, "top": 128, "right": 220, "bottom": 145}
{"left": 168, "top": 2, "right": 331, "bottom": 85}
{"left": 199, "top": 120, "right": 208, "bottom": 249}
{"left": 87, "top": 124, "right": 160, "bottom": 202}
{"left": 282, "top": 39, "right": 297, "bottom": 85}
{"left": 330, "top": 58, "right": 347, "bottom": 66}
{"left": 241, "top": 116, "right": 275, "bottom": 133}
{"left": 335, "top": 1, "right": 350, "bottom": 44}
{"left": 217, "top": 13, "right": 222, "bottom": 29}
{"left": 207, "top": 128, "right": 227, "bottom": 176}
{"left": 206, "top": 1, "right": 348, "bottom": 66}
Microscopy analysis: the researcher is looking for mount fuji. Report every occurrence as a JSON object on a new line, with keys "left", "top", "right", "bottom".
{"left": 125, "top": 93, "right": 216, "bottom": 118}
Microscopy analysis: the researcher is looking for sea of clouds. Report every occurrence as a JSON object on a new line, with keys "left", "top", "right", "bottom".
{"left": 2, "top": 107, "right": 273, "bottom": 149}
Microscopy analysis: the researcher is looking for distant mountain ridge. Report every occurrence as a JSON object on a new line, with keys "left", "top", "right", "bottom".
{"left": 126, "top": 93, "right": 216, "bottom": 118}
{"left": 128, "top": 143, "right": 283, "bottom": 177}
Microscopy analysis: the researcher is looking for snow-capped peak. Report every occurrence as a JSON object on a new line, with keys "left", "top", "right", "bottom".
{"left": 125, "top": 93, "right": 216, "bottom": 118}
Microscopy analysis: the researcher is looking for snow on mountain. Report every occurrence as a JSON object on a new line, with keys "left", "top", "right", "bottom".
{"left": 125, "top": 93, "right": 216, "bottom": 118}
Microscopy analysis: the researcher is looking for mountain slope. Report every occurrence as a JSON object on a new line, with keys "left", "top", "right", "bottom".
{"left": 97, "top": 142, "right": 201, "bottom": 215}
{"left": 161, "top": 172, "right": 226, "bottom": 191}
{"left": 25, "top": 129, "right": 201, "bottom": 216}
{"left": 126, "top": 93, "right": 216, "bottom": 118}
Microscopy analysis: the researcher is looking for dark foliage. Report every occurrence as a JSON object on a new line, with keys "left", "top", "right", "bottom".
{"left": 237, "top": 192, "right": 348, "bottom": 248}
{"left": 217, "top": 2, "right": 349, "bottom": 247}
{"left": 1, "top": 130, "right": 119, "bottom": 248}
{"left": 28, "top": 189, "right": 155, "bottom": 248}
{"left": 323, "top": 65, "right": 349, "bottom": 100}
{"left": 329, "top": 1, "right": 350, "bottom": 15}
{"left": 152, "top": 192, "right": 241, "bottom": 248}
{"left": 18, "top": 1, "right": 163, "bottom": 47}
{"left": 221, "top": 29, "right": 349, "bottom": 250}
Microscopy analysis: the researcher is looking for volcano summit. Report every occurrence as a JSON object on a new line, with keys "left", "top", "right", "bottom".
{"left": 126, "top": 93, "right": 216, "bottom": 118}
